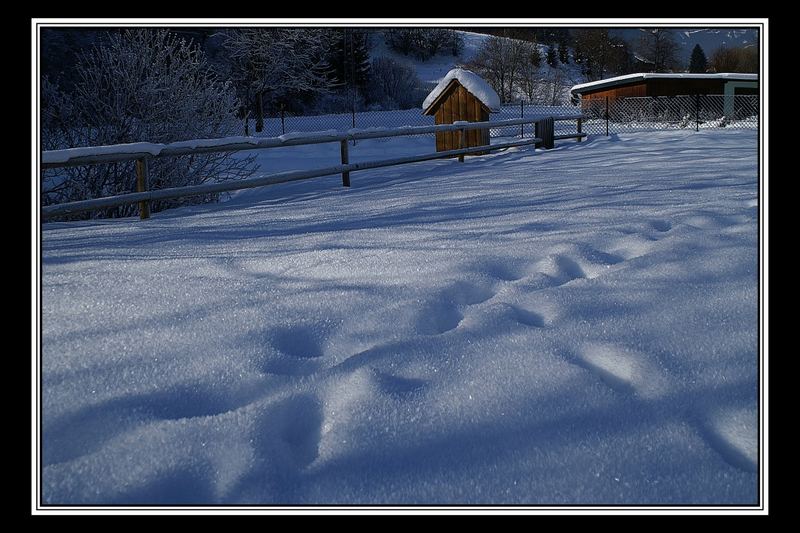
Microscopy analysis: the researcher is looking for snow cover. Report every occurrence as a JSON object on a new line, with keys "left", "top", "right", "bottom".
{"left": 370, "top": 30, "right": 490, "bottom": 85}
{"left": 41, "top": 129, "right": 759, "bottom": 505}
{"left": 42, "top": 137, "right": 263, "bottom": 164}
{"left": 43, "top": 133, "right": 346, "bottom": 165}
{"left": 423, "top": 68, "right": 501, "bottom": 113}
{"left": 570, "top": 72, "right": 759, "bottom": 95}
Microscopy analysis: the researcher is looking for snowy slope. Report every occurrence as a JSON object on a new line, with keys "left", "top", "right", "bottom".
{"left": 370, "top": 30, "right": 490, "bottom": 85}
{"left": 41, "top": 130, "right": 759, "bottom": 505}
{"left": 370, "top": 30, "right": 586, "bottom": 104}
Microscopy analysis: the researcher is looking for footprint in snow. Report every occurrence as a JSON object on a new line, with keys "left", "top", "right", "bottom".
{"left": 692, "top": 407, "right": 758, "bottom": 473}
{"left": 260, "top": 323, "right": 332, "bottom": 376}
{"left": 648, "top": 219, "right": 673, "bottom": 233}
{"left": 574, "top": 342, "right": 669, "bottom": 399}
{"left": 252, "top": 393, "right": 324, "bottom": 471}
{"left": 415, "top": 281, "right": 496, "bottom": 335}
{"left": 43, "top": 381, "right": 264, "bottom": 466}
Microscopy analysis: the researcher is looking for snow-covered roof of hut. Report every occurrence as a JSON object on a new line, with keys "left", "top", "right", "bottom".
{"left": 570, "top": 72, "right": 759, "bottom": 96}
{"left": 422, "top": 68, "right": 501, "bottom": 113}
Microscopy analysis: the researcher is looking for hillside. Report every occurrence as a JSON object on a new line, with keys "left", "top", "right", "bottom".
{"left": 369, "top": 30, "right": 587, "bottom": 105}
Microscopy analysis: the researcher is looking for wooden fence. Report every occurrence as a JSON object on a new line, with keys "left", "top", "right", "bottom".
{"left": 41, "top": 115, "right": 585, "bottom": 221}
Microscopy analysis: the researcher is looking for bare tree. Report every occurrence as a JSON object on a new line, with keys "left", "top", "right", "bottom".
{"left": 367, "top": 57, "right": 423, "bottom": 109}
{"left": 220, "top": 28, "right": 334, "bottom": 133}
{"left": 469, "top": 36, "right": 536, "bottom": 102}
{"left": 546, "top": 68, "right": 566, "bottom": 106}
{"left": 573, "top": 29, "right": 632, "bottom": 80}
{"left": 517, "top": 46, "right": 545, "bottom": 102}
{"left": 710, "top": 45, "right": 758, "bottom": 73}
{"left": 637, "top": 29, "right": 679, "bottom": 72}
{"left": 385, "top": 29, "right": 463, "bottom": 60}
{"left": 41, "top": 29, "right": 256, "bottom": 218}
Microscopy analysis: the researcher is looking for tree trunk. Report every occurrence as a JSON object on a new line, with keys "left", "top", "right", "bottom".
{"left": 255, "top": 92, "right": 264, "bottom": 133}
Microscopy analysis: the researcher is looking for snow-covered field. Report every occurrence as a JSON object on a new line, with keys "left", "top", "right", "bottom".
{"left": 40, "top": 129, "right": 760, "bottom": 505}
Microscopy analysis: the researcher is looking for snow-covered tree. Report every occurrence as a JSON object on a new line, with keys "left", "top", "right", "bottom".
{"left": 220, "top": 28, "right": 334, "bottom": 132}
{"left": 41, "top": 29, "right": 256, "bottom": 218}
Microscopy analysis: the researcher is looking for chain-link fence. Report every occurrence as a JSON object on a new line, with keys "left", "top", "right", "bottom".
{"left": 250, "top": 104, "right": 581, "bottom": 141}
{"left": 245, "top": 94, "right": 756, "bottom": 142}
{"left": 580, "top": 94, "right": 759, "bottom": 135}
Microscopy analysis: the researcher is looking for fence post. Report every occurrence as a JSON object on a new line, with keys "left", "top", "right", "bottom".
{"left": 695, "top": 94, "right": 700, "bottom": 132}
{"left": 544, "top": 117, "right": 554, "bottom": 149}
{"left": 605, "top": 96, "right": 609, "bottom": 137}
{"left": 281, "top": 104, "right": 286, "bottom": 135}
{"left": 458, "top": 127, "right": 465, "bottom": 163}
{"left": 340, "top": 139, "right": 350, "bottom": 187}
{"left": 520, "top": 100, "right": 524, "bottom": 138}
{"left": 577, "top": 117, "right": 583, "bottom": 142}
{"left": 135, "top": 158, "right": 150, "bottom": 220}
{"left": 534, "top": 120, "right": 541, "bottom": 148}
{"left": 351, "top": 104, "right": 357, "bottom": 147}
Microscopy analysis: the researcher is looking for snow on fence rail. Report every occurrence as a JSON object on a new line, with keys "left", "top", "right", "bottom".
{"left": 41, "top": 115, "right": 584, "bottom": 221}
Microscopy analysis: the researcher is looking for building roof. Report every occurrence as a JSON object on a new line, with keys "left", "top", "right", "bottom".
{"left": 422, "top": 68, "right": 501, "bottom": 113}
{"left": 570, "top": 72, "right": 759, "bottom": 96}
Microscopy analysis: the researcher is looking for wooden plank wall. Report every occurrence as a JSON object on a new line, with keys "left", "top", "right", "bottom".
{"left": 580, "top": 79, "right": 752, "bottom": 104}
{"left": 582, "top": 82, "right": 647, "bottom": 102}
{"left": 432, "top": 83, "right": 491, "bottom": 151}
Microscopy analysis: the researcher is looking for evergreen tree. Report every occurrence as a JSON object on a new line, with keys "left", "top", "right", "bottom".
{"left": 328, "top": 29, "right": 371, "bottom": 91}
{"left": 689, "top": 44, "right": 708, "bottom": 73}
{"left": 546, "top": 43, "right": 558, "bottom": 67}
{"left": 558, "top": 43, "right": 569, "bottom": 64}
{"left": 573, "top": 44, "right": 584, "bottom": 66}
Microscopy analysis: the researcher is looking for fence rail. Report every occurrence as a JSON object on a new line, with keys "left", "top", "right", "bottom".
{"left": 251, "top": 104, "right": 589, "bottom": 139}
{"left": 42, "top": 115, "right": 584, "bottom": 221}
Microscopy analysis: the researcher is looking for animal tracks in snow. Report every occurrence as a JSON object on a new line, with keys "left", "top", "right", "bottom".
{"left": 415, "top": 243, "right": 632, "bottom": 336}
{"left": 692, "top": 407, "right": 758, "bottom": 473}
{"left": 252, "top": 393, "right": 324, "bottom": 472}
{"left": 574, "top": 342, "right": 669, "bottom": 399}
{"left": 260, "top": 323, "right": 333, "bottom": 376}
{"left": 415, "top": 280, "right": 496, "bottom": 335}
{"left": 44, "top": 381, "right": 265, "bottom": 466}
{"left": 648, "top": 219, "right": 673, "bottom": 233}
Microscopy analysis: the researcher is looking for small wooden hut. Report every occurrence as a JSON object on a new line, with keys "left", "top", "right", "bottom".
{"left": 422, "top": 68, "right": 500, "bottom": 152}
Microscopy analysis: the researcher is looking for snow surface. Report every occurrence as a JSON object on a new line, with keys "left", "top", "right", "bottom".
{"left": 41, "top": 129, "right": 759, "bottom": 505}
{"left": 422, "top": 68, "right": 501, "bottom": 113}
{"left": 570, "top": 72, "right": 759, "bottom": 95}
